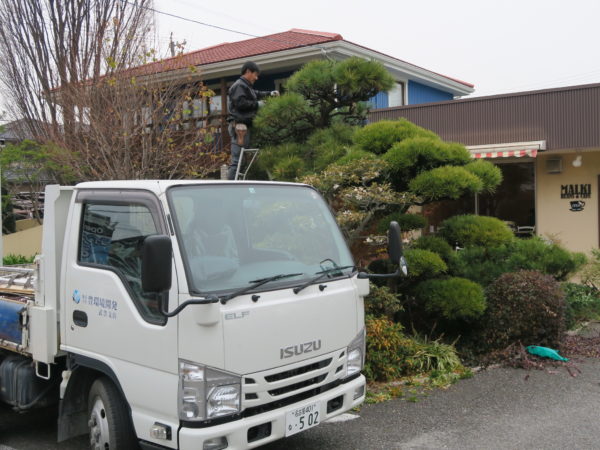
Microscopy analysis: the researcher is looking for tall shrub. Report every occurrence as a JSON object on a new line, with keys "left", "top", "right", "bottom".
{"left": 481, "top": 270, "right": 566, "bottom": 352}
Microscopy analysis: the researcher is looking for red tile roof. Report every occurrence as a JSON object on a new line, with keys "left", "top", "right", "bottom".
{"left": 131, "top": 29, "right": 342, "bottom": 76}
{"left": 129, "top": 28, "right": 472, "bottom": 90}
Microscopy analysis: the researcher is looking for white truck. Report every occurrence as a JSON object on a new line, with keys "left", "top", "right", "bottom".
{"left": 0, "top": 180, "right": 405, "bottom": 450}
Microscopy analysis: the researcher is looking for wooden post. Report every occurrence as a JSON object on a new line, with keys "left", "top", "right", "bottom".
{"left": 221, "top": 77, "right": 229, "bottom": 152}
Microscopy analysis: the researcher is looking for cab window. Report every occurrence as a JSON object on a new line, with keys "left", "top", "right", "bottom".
{"left": 78, "top": 201, "right": 163, "bottom": 323}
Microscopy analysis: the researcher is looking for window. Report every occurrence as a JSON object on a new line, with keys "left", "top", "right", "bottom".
{"left": 78, "top": 199, "right": 164, "bottom": 322}
{"left": 388, "top": 82, "right": 405, "bottom": 107}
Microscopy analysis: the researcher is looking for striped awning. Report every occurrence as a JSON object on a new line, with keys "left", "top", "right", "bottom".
{"left": 472, "top": 149, "right": 538, "bottom": 159}
{"left": 467, "top": 140, "right": 545, "bottom": 160}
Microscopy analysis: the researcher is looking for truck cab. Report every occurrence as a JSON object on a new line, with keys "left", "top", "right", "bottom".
{"left": 0, "top": 180, "right": 404, "bottom": 450}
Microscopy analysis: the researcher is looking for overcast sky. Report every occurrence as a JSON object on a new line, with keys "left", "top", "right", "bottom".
{"left": 153, "top": 0, "right": 600, "bottom": 97}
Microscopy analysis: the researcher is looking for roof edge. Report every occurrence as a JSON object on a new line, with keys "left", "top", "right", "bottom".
{"left": 289, "top": 28, "right": 343, "bottom": 40}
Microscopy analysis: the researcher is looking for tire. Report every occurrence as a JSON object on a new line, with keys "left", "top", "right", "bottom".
{"left": 87, "top": 377, "right": 138, "bottom": 450}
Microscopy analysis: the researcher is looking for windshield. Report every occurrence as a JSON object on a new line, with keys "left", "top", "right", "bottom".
{"left": 168, "top": 184, "right": 354, "bottom": 294}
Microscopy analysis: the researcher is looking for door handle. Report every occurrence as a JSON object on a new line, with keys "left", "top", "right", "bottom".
{"left": 73, "top": 310, "right": 88, "bottom": 327}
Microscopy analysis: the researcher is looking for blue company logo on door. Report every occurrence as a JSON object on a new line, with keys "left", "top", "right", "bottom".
{"left": 72, "top": 290, "right": 81, "bottom": 304}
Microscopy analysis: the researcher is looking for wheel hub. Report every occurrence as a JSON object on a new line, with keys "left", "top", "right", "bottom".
{"left": 89, "top": 397, "right": 110, "bottom": 449}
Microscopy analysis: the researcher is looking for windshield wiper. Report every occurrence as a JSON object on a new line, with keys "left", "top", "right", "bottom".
{"left": 219, "top": 273, "right": 303, "bottom": 304}
{"left": 293, "top": 265, "right": 355, "bottom": 294}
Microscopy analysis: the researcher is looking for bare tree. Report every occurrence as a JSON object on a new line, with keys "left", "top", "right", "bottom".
{"left": 0, "top": 0, "right": 224, "bottom": 181}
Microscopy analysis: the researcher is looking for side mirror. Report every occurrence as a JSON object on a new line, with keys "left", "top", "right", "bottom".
{"left": 141, "top": 235, "right": 172, "bottom": 293}
{"left": 388, "top": 221, "right": 403, "bottom": 265}
{"left": 358, "top": 221, "right": 407, "bottom": 279}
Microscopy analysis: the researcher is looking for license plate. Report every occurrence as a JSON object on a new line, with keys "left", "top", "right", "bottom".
{"left": 285, "top": 402, "right": 321, "bottom": 437}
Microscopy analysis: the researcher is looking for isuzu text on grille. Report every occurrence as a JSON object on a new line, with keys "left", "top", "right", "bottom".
{"left": 280, "top": 340, "right": 322, "bottom": 359}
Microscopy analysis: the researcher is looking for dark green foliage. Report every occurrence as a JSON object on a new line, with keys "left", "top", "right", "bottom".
{"left": 383, "top": 137, "right": 471, "bottom": 180}
{"left": 307, "top": 123, "right": 357, "bottom": 171}
{"left": 286, "top": 60, "right": 336, "bottom": 101}
{"left": 481, "top": 270, "right": 566, "bottom": 351}
{"left": 376, "top": 212, "right": 427, "bottom": 233}
{"left": 439, "top": 215, "right": 514, "bottom": 248}
{"left": 409, "top": 166, "right": 483, "bottom": 201}
{"left": 336, "top": 148, "right": 378, "bottom": 165}
{"left": 562, "top": 282, "right": 600, "bottom": 329}
{"left": 412, "top": 235, "right": 454, "bottom": 262}
{"left": 365, "top": 284, "right": 403, "bottom": 320}
{"left": 505, "top": 237, "right": 586, "bottom": 281}
{"left": 333, "top": 58, "right": 395, "bottom": 102}
{"left": 353, "top": 119, "right": 438, "bottom": 154}
{"left": 257, "top": 142, "right": 306, "bottom": 180}
{"left": 254, "top": 58, "right": 393, "bottom": 177}
{"left": 404, "top": 249, "right": 447, "bottom": 278}
{"left": 450, "top": 237, "right": 586, "bottom": 286}
{"left": 282, "top": 57, "right": 394, "bottom": 129}
{"left": 448, "top": 245, "right": 513, "bottom": 287}
{"left": 271, "top": 156, "right": 306, "bottom": 181}
{"left": 3, "top": 254, "right": 36, "bottom": 265}
{"left": 463, "top": 160, "right": 503, "bottom": 193}
{"left": 253, "top": 93, "right": 315, "bottom": 146}
{"left": 415, "top": 277, "right": 486, "bottom": 321}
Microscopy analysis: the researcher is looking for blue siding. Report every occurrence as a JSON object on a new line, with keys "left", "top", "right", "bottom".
{"left": 368, "top": 91, "right": 389, "bottom": 109}
{"left": 408, "top": 80, "right": 453, "bottom": 104}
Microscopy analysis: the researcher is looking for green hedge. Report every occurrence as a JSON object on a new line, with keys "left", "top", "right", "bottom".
{"left": 439, "top": 215, "right": 514, "bottom": 248}
{"left": 415, "top": 277, "right": 486, "bottom": 320}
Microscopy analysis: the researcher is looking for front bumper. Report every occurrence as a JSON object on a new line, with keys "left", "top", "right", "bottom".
{"left": 178, "top": 374, "right": 365, "bottom": 450}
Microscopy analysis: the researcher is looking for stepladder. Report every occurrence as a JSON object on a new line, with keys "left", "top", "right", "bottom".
{"left": 235, "top": 147, "right": 260, "bottom": 180}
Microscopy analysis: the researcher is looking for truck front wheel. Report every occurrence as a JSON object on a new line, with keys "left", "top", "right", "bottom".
{"left": 87, "top": 377, "right": 137, "bottom": 450}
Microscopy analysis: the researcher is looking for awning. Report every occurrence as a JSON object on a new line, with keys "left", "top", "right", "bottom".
{"left": 466, "top": 140, "right": 546, "bottom": 159}
{"left": 472, "top": 149, "right": 538, "bottom": 159}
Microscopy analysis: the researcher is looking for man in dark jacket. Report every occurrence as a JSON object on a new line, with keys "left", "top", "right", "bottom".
{"left": 227, "top": 61, "right": 278, "bottom": 180}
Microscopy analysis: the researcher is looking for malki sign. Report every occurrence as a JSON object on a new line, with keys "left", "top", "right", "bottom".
{"left": 560, "top": 184, "right": 591, "bottom": 199}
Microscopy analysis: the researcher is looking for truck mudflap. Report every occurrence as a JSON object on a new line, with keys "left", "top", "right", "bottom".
{"left": 178, "top": 374, "right": 365, "bottom": 450}
{"left": 0, "top": 296, "right": 28, "bottom": 351}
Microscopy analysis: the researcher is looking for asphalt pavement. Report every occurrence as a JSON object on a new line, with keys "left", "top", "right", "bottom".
{"left": 1, "top": 358, "right": 600, "bottom": 449}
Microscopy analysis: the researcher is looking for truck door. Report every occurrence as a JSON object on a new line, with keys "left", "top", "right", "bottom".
{"left": 63, "top": 189, "right": 179, "bottom": 443}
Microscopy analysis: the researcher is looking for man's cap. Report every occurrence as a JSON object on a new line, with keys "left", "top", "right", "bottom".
{"left": 241, "top": 61, "right": 260, "bottom": 75}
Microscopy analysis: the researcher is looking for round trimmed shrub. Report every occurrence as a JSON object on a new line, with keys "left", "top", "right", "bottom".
{"left": 404, "top": 249, "right": 447, "bottom": 278}
{"left": 409, "top": 166, "right": 483, "bottom": 201}
{"left": 450, "top": 237, "right": 585, "bottom": 286}
{"left": 463, "top": 160, "right": 503, "bottom": 193}
{"left": 376, "top": 212, "right": 427, "bottom": 233}
{"left": 307, "top": 123, "right": 356, "bottom": 171}
{"left": 336, "top": 148, "right": 378, "bottom": 165}
{"left": 415, "top": 277, "right": 486, "bottom": 320}
{"left": 413, "top": 235, "right": 454, "bottom": 262}
{"left": 353, "top": 118, "right": 438, "bottom": 154}
{"left": 272, "top": 155, "right": 306, "bottom": 181}
{"left": 509, "top": 237, "right": 586, "bottom": 281}
{"left": 383, "top": 138, "right": 472, "bottom": 185}
{"left": 481, "top": 270, "right": 566, "bottom": 351}
{"left": 439, "top": 215, "right": 514, "bottom": 248}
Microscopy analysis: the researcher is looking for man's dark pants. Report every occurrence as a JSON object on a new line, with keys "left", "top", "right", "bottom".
{"left": 227, "top": 122, "right": 251, "bottom": 180}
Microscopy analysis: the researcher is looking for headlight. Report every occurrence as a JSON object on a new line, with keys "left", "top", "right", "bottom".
{"left": 346, "top": 328, "right": 365, "bottom": 377}
{"left": 179, "top": 360, "right": 241, "bottom": 421}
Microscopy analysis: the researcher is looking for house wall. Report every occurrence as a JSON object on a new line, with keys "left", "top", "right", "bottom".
{"left": 536, "top": 150, "right": 600, "bottom": 253}
{"left": 3, "top": 225, "right": 42, "bottom": 258}
{"left": 408, "top": 81, "right": 453, "bottom": 104}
